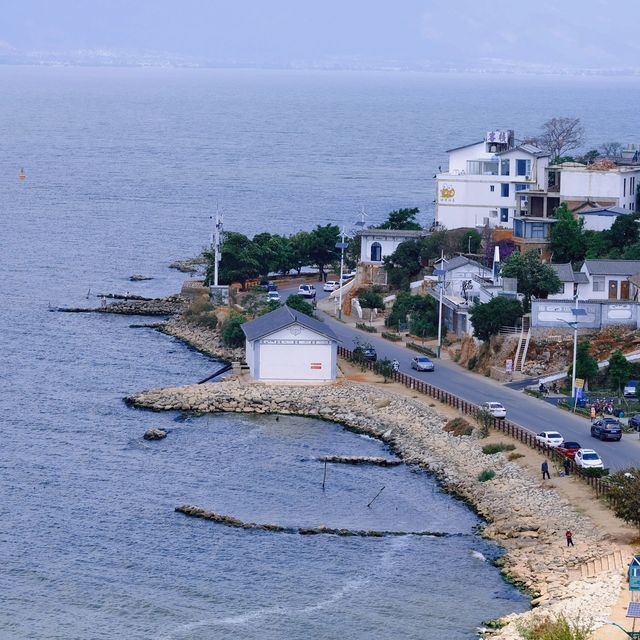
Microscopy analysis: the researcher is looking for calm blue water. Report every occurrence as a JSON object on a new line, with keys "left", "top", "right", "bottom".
{"left": 3, "top": 66, "right": 639, "bottom": 638}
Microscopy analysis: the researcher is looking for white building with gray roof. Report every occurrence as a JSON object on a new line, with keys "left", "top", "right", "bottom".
{"left": 241, "top": 305, "right": 339, "bottom": 383}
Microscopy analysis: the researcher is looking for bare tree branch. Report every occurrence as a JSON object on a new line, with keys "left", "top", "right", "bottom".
{"left": 600, "top": 141, "right": 622, "bottom": 158}
{"left": 535, "top": 117, "right": 585, "bottom": 161}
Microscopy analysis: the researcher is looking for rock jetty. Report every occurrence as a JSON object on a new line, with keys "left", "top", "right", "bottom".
{"left": 127, "top": 377, "right": 624, "bottom": 637}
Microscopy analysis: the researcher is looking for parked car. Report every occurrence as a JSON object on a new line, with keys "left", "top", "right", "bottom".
{"left": 323, "top": 280, "right": 340, "bottom": 292}
{"left": 267, "top": 291, "right": 281, "bottom": 302}
{"left": 574, "top": 448, "right": 604, "bottom": 469}
{"left": 556, "top": 441, "right": 582, "bottom": 459}
{"left": 353, "top": 346, "right": 377, "bottom": 362}
{"left": 535, "top": 431, "right": 564, "bottom": 447}
{"left": 590, "top": 418, "right": 622, "bottom": 441}
{"left": 480, "top": 402, "right": 506, "bottom": 418}
{"left": 411, "top": 356, "right": 435, "bottom": 372}
{"left": 298, "top": 284, "right": 316, "bottom": 298}
{"left": 259, "top": 281, "right": 277, "bottom": 292}
{"left": 628, "top": 414, "right": 640, "bottom": 430}
{"left": 341, "top": 273, "right": 355, "bottom": 283}
{"left": 624, "top": 380, "right": 639, "bottom": 397}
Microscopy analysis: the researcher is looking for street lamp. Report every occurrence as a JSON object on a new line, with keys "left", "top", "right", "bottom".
{"left": 559, "top": 296, "right": 587, "bottom": 412}
{"left": 335, "top": 228, "right": 348, "bottom": 321}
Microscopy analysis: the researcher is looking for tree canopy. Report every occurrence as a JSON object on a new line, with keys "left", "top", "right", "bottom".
{"left": 469, "top": 297, "right": 523, "bottom": 341}
{"left": 500, "top": 250, "right": 562, "bottom": 312}
{"left": 284, "top": 295, "right": 315, "bottom": 317}
{"left": 383, "top": 240, "right": 423, "bottom": 290}
{"left": 307, "top": 224, "right": 340, "bottom": 280}
{"left": 605, "top": 468, "right": 640, "bottom": 530}
{"left": 568, "top": 341, "right": 598, "bottom": 387}
{"left": 549, "top": 203, "right": 586, "bottom": 265}
{"left": 377, "top": 207, "right": 421, "bottom": 230}
{"left": 608, "top": 350, "right": 631, "bottom": 396}
{"left": 529, "top": 117, "right": 585, "bottom": 162}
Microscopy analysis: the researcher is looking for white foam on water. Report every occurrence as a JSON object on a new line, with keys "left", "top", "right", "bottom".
{"left": 471, "top": 550, "right": 487, "bottom": 562}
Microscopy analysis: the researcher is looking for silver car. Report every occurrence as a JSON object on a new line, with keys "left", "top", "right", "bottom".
{"left": 411, "top": 356, "right": 435, "bottom": 372}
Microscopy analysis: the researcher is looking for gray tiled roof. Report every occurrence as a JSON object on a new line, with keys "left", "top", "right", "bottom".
{"left": 241, "top": 305, "right": 339, "bottom": 342}
{"left": 583, "top": 260, "right": 640, "bottom": 276}
{"left": 577, "top": 206, "right": 627, "bottom": 216}
{"left": 550, "top": 263, "right": 575, "bottom": 282}
{"left": 436, "top": 255, "right": 486, "bottom": 273}
{"left": 496, "top": 144, "right": 548, "bottom": 158}
{"left": 573, "top": 272, "right": 589, "bottom": 284}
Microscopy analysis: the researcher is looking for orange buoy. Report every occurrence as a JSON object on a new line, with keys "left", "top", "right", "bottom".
{"left": 19, "top": 168, "right": 26, "bottom": 181}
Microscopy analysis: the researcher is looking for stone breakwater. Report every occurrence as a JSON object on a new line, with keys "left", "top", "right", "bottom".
{"left": 126, "top": 378, "right": 624, "bottom": 638}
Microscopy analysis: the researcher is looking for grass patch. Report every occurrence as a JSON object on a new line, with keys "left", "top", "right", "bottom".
{"left": 183, "top": 300, "right": 219, "bottom": 330}
{"left": 444, "top": 417, "right": 473, "bottom": 437}
{"left": 507, "top": 452, "right": 525, "bottom": 461}
{"left": 517, "top": 614, "right": 592, "bottom": 640}
{"left": 381, "top": 331, "right": 402, "bottom": 342}
{"left": 477, "top": 469, "right": 496, "bottom": 482}
{"left": 482, "top": 442, "right": 516, "bottom": 455}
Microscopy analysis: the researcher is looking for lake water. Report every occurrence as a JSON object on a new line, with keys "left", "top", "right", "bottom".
{"left": 3, "top": 66, "right": 639, "bottom": 638}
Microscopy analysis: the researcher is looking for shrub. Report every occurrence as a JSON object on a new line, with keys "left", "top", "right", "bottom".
{"left": 482, "top": 443, "right": 516, "bottom": 455}
{"left": 443, "top": 417, "right": 473, "bottom": 437}
{"left": 356, "top": 322, "right": 377, "bottom": 333}
{"left": 580, "top": 467, "right": 609, "bottom": 478}
{"left": 507, "top": 452, "right": 525, "bottom": 461}
{"left": 381, "top": 331, "right": 402, "bottom": 342}
{"left": 468, "top": 355, "right": 478, "bottom": 370}
{"left": 220, "top": 311, "right": 246, "bottom": 348}
{"left": 517, "top": 614, "right": 592, "bottom": 640}
{"left": 373, "top": 358, "right": 394, "bottom": 382}
{"left": 406, "top": 342, "right": 437, "bottom": 358}
{"left": 183, "top": 300, "right": 219, "bottom": 329}
{"left": 478, "top": 469, "right": 496, "bottom": 482}
{"left": 475, "top": 408, "right": 494, "bottom": 438}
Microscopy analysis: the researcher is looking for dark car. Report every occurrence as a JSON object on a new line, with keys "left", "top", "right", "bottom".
{"left": 629, "top": 414, "right": 640, "bottom": 431}
{"left": 556, "top": 441, "right": 582, "bottom": 459}
{"left": 353, "top": 346, "right": 377, "bottom": 362}
{"left": 590, "top": 418, "right": 622, "bottom": 442}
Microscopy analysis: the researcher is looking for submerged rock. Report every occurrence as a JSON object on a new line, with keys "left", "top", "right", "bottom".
{"left": 143, "top": 428, "right": 167, "bottom": 441}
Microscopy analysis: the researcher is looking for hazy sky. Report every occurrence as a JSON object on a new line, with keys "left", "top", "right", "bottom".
{"left": 2, "top": 0, "right": 639, "bottom": 71}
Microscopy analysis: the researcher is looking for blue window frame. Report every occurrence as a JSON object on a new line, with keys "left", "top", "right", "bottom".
{"left": 516, "top": 159, "right": 531, "bottom": 176}
{"left": 501, "top": 183, "right": 509, "bottom": 197}
{"left": 500, "top": 208, "right": 509, "bottom": 222}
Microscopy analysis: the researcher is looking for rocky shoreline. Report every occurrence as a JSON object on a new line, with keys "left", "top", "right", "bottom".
{"left": 127, "top": 377, "right": 625, "bottom": 638}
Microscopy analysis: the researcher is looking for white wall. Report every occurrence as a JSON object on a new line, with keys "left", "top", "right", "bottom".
{"left": 249, "top": 324, "right": 336, "bottom": 381}
{"left": 579, "top": 214, "right": 621, "bottom": 232}
{"left": 360, "top": 233, "right": 421, "bottom": 263}
{"left": 547, "top": 281, "right": 573, "bottom": 300}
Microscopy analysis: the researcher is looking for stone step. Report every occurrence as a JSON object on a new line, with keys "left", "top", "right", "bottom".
{"left": 579, "top": 551, "right": 631, "bottom": 579}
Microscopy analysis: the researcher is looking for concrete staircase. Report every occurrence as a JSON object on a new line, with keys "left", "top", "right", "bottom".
{"left": 513, "top": 315, "right": 532, "bottom": 372}
{"left": 580, "top": 549, "right": 628, "bottom": 579}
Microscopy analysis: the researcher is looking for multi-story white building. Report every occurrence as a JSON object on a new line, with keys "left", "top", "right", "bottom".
{"left": 435, "top": 130, "right": 550, "bottom": 230}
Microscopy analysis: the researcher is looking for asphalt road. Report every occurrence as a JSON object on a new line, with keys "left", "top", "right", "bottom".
{"left": 282, "top": 280, "right": 640, "bottom": 471}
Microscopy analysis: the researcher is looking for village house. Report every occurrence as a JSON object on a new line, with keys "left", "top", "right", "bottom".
{"left": 359, "top": 228, "right": 428, "bottom": 264}
{"left": 435, "top": 129, "right": 550, "bottom": 230}
{"left": 241, "top": 305, "right": 338, "bottom": 383}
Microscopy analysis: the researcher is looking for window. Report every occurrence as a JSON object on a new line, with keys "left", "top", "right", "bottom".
{"left": 501, "top": 183, "right": 509, "bottom": 197}
{"left": 531, "top": 223, "right": 545, "bottom": 239}
{"left": 370, "top": 242, "right": 382, "bottom": 262}
{"left": 593, "top": 276, "right": 605, "bottom": 292}
{"left": 490, "top": 185, "right": 495, "bottom": 192}
{"left": 516, "top": 159, "right": 532, "bottom": 177}
{"left": 624, "top": 178, "right": 627, "bottom": 197}
{"left": 500, "top": 208, "right": 509, "bottom": 222}
{"left": 515, "top": 184, "right": 528, "bottom": 192}
{"left": 501, "top": 159, "right": 510, "bottom": 176}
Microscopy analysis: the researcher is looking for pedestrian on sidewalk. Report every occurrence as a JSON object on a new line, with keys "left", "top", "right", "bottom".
{"left": 565, "top": 529, "right": 574, "bottom": 547}
{"left": 541, "top": 460, "right": 551, "bottom": 480}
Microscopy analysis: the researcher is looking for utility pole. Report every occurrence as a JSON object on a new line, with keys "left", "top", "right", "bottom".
{"left": 435, "top": 250, "right": 447, "bottom": 358}
{"left": 211, "top": 206, "right": 224, "bottom": 287}
{"left": 336, "top": 228, "right": 348, "bottom": 320}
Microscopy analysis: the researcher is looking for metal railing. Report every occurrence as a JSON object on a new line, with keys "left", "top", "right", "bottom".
{"left": 338, "top": 345, "right": 614, "bottom": 501}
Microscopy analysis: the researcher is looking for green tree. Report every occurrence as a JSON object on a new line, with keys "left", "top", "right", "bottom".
{"left": 567, "top": 341, "right": 598, "bottom": 388}
{"left": 606, "top": 469, "right": 640, "bottom": 531}
{"left": 358, "top": 287, "right": 385, "bottom": 323}
{"left": 584, "top": 230, "right": 612, "bottom": 259}
{"left": 384, "top": 240, "right": 422, "bottom": 290}
{"left": 385, "top": 291, "right": 414, "bottom": 329}
{"left": 461, "top": 229, "right": 482, "bottom": 254}
{"left": 377, "top": 207, "right": 421, "bottom": 230}
{"left": 204, "top": 231, "right": 261, "bottom": 287}
{"left": 608, "top": 213, "right": 640, "bottom": 251}
{"left": 608, "top": 350, "right": 631, "bottom": 396}
{"left": 549, "top": 203, "right": 586, "bottom": 265}
{"left": 289, "top": 231, "right": 313, "bottom": 274}
{"left": 500, "top": 250, "right": 562, "bottom": 312}
{"left": 624, "top": 241, "right": 640, "bottom": 260}
{"left": 469, "top": 297, "right": 523, "bottom": 341}
{"left": 373, "top": 357, "right": 394, "bottom": 382}
{"left": 285, "top": 295, "right": 315, "bottom": 317}
{"left": 345, "top": 234, "right": 361, "bottom": 271}
{"left": 420, "top": 228, "right": 449, "bottom": 263}
{"left": 220, "top": 311, "right": 246, "bottom": 348}
{"left": 307, "top": 224, "right": 340, "bottom": 280}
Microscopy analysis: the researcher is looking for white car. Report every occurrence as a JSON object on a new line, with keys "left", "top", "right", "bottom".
{"left": 323, "top": 280, "right": 340, "bottom": 292}
{"left": 267, "top": 291, "right": 281, "bottom": 302}
{"left": 298, "top": 284, "right": 316, "bottom": 298}
{"left": 535, "top": 431, "right": 564, "bottom": 447}
{"left": 574, "top": 448, "right": 604, "bottom": 469}
{"left": 480, "top": 402, "right": 507, "bottom": 418}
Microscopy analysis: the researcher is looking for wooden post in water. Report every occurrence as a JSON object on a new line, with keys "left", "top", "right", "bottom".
{"left": 322, "top": 461, "right": 327, "bottom": 491}
{"left": 367, "top": 485, "right": 385, "bottom": 508}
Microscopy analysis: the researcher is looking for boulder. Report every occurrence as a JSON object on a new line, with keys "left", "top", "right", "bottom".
{"left": 143, "top": 428, "right": 168, "bottom": 441}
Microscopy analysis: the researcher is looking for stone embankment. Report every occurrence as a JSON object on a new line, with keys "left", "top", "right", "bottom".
{"left": 127, "top": 378, "right": 624, "bottom": 637}
{"left": 55, "top": 295, "right": 186, "bottom": 316}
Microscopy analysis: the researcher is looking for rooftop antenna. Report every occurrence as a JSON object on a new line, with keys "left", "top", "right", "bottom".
{"left": 210, "top": 204, "right": 224, "bottom": 287}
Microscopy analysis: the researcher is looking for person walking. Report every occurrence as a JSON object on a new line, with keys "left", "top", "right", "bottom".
{"left": 565, "top": 529, "right": 574, "bottom": 547}
{"left": 541, "top": 460, "right": 551, "bottom": 480}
